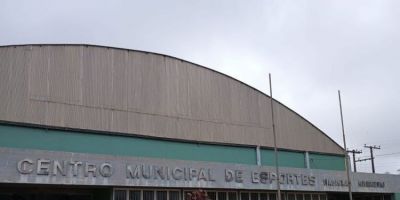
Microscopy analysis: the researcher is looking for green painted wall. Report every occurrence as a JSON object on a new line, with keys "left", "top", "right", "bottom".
{"left": 309, "top": 153, "right": 345, "bottom": 171}
{"left": 395, "top": 193, "right": 400, "bottom": 200}
{"left": 261, "top": 149, "right": 306, "bottom": 168}
{"left": 0, "top": 124, "right": 345, "bottom": 170}
{"left": 0, "top": 124, "right": 256, "bottom": 165}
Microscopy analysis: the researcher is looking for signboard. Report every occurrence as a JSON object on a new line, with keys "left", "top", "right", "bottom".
{"left": 0, "top": 147, "right": 398, "bottom": 193}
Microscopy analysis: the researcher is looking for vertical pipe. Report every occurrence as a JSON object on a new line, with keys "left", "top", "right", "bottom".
{"left": 256, "top": 146, "right": 261, "bottom": 166}
{"left": 305, "top": 152, "right": 310, "bottom": 169}
{"left": 269, "top": 74, "right": 281, "bottom": 200}
{"left": 338, "top": 90, "right": 353, "bottom": 200}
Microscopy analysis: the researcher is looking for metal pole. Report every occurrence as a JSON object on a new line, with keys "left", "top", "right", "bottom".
{"left": 269, "top": 74, "right": 281, "bottom": 200}
{"left": 338, "top": 90, "right": 353, "bottom": 200}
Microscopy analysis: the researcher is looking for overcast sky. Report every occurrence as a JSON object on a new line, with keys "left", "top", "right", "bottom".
{"left": 1, "top": 0, "right": 400, "bottom": 174}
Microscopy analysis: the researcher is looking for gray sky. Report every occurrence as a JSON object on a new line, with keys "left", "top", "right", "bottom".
{"left": 1, "top": 0, "right": 400, "bottom": 174}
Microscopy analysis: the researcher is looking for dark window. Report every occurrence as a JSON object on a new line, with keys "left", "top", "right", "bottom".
{"left": 228, "top": 192, "right": 237, "bottom": 200}
{"left": 169, "top": 191, "right": 180, "bottom": 200}
{"left": 304, "top": 194, "right": 311, "bottom": 200}
{"left": 319, "top": 194, "right": 327, "bottom": 200}
{"left": 115, "top": 190, "right": 127, "bottom": 200}
{"left": 218, "top": 192, "right": 227, "bottom": 200}
{"left": 144, "top": 191, "right": 155, "bottom": 200}
{"left": 287, "top": 194, "right": 296, "bottom": 200}
{"left": 250, "top": 193, "right": 259, "bottom": 200}
{"left": 260, "top": 193, "right": 268, "bottom": 200}
{"left": 311, "top": 194, "right": 319, "bottom": 200}
{"left": 241, "top": 193, "right": 249, "bottom": 200}
{"left": 269, "top": 193, "right": 276, "bottom": 200}
{"left": 296, "top": 194, "right": 304, "bottom": 200}
{"left": 130, "top": 191, "right": 141, "bottom": 200}
{"left": 157, "top": 191, "right": 167, "bottom": 200}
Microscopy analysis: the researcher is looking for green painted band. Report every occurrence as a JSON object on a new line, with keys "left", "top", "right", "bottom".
{"left": 0, "top": 124, "right": 256, "bottom": 165}
{"left": 0, "top": 124, "right": 344, "bottom": 170}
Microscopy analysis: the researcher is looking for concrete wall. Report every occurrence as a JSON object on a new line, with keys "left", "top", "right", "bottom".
{"left": 0, "top": 44, "right": 343, "bottom": 154}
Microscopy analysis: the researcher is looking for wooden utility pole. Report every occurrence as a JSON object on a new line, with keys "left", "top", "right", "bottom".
{"left": 347, "top": 149, "right": 362, "bottom": 172}
{"left": 363, "top": 144, "right": 381, "bottom": 173}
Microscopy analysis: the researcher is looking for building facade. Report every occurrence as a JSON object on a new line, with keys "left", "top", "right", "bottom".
{"left": 0, "top": 44, "right": 399, "bottom": 200}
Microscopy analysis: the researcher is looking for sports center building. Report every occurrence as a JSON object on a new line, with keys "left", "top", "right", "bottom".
{"left": 0, "top": 44, "right": 399, "bottom": 200}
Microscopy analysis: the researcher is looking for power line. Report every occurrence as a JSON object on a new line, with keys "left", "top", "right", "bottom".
{"left": 375, "top": 152, "right": 400, "bottom": 157}
{"left": 358, "top": 151, "right": 400, "bottom": 160}
{"left": 357, "top": 137, "right": 400, "bottom": 145}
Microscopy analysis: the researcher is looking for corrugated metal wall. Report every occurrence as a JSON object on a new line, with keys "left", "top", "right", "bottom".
{"left": 0, "top": 45, "right": 343, "bottom": 154}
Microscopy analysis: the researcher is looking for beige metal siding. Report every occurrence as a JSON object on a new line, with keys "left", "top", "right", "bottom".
{"left": 0, "top": 45, "right": 344, "bottom": 154}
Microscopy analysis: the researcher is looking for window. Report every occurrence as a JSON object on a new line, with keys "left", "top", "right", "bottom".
{"left": 115, "top": 190, "right": 327, "bottom": 200}
{"left": 115, "top": 190, "right": 180, "bottom": 200}
{"left": 260, "top": 193, "right": 268, "bottom": 200}
{"left": 170, "top": 191, "right": 180, "bottom": 200}
{"left": 143, "top": 191, "right": 154, "bottom": 200}
{"left": 296, "top": 194, "right": 304, "bottom": 200}
{"left": 311, "top": 194, "right": 319, "bottom": 200}
{"left": 287, "top": 194, "right": 295, "bottom": 200}
{"left": 130, "top": 191, "right": 141, "bottom": 200}
{"left": 218, "top": 192, "right": 227, "bottom": 200}
{"left": 228, "top": 192, "right": 237, "bottom": 200}
{"left": 115, "top": 190, "right": 127, "bottom": 200}
{"left": 241, "top": 193, "right": 249, "bottom": 200}
{"left": 250, "top": 193, "right": 259, "bottom": 200}
{"left": 157, "top": 191, "right": 168, "bottom": 200}
{"left": 269, "top": 194, "right": 276, "bottom": 200}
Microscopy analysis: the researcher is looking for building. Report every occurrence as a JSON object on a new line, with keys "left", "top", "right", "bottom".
{"left": 0, "top": 44, "right": 399, "bottom": 200}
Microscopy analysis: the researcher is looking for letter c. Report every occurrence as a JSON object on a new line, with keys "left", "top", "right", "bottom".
{"left": 17, "top": 159, "right": 34, "bottom": 174}
{"left": 172, "top": 167, "right": 183, "bottom": 180}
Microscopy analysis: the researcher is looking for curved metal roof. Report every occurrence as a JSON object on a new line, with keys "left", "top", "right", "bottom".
{"left": 0, "top": 44, "right": 344, "bottom": 154}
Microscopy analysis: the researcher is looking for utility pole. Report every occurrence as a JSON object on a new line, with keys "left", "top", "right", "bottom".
{"left": 346, "top": 149, "right": 362, "bottom": 172}
{"left": 363, "top": 144, "right": 381, "bottom": 173}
